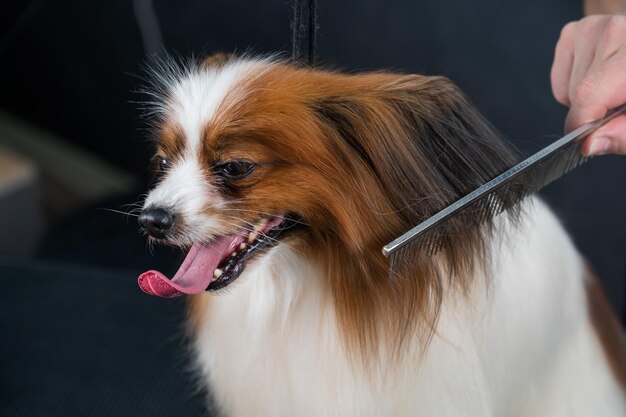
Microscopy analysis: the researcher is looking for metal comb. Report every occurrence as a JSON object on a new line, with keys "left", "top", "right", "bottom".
{"left": 383, "top": 103, "right": 626, "bottom": 258}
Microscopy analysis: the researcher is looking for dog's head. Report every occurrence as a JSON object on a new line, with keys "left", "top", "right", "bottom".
{"left": 138, "top": 54, "right": 517, "bottom": 355}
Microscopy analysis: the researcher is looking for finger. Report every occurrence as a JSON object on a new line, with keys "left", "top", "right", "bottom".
{"left": 568, "top": 17, "right": 607, "bottom": 107}
{"left": 565, "top": 56, "right": 626, "bottom": 132}
{"left": 583, "top": 116, "right": 626, "bottom": 156}
{"left": 591, "top": 15, "right": 626, "bottom": 65}
{"left": 551, "top": 21, "right": 577, "bottom": 105}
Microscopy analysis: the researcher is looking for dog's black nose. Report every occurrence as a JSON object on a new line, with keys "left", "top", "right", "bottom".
{"left": 138, "top": 207, "right": 175, "bottom": 238}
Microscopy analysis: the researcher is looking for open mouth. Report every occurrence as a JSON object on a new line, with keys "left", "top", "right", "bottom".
{"left": 138, "top": 215, "right": 296, "bottom": 298}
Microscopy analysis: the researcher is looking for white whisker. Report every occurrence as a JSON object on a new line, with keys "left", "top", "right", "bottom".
{"left": 99, "top": 208, "right": 140, "bottom": 218}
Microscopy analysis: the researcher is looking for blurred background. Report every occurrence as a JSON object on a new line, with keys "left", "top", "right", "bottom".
{"left": 1, "top": 0, "right": 624, "bottom": 416}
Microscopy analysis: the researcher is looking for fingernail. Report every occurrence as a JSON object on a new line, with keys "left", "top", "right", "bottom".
{"left": 588, "top": 137, "right": 613, "bottom": 156}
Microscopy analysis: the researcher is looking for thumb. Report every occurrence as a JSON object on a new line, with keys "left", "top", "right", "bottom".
{"left": 583, "top": 117, "right": 626, "bottom": 156}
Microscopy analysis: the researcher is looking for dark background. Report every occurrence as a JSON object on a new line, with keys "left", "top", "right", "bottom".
{"left": 1, "top": 1, "right": 625, "bottom": 416}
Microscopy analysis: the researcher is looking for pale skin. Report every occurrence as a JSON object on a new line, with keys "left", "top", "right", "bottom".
{"left": 551, "top": 0, "right": 626, "bottom": 155}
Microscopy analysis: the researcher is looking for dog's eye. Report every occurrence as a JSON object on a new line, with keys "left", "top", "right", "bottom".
{"left": 158, "top": 158, "right": 169, "bottom": 171}
{"left": 215, "top": 161, "right": 257, "bottom": 180}
{"left": 151, "top": 156, "right": 169, "bottom": 172}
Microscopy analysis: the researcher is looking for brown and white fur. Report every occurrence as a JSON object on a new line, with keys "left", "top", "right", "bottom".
{"left": 141, "top": 54, "right": 626, "bottom": 416}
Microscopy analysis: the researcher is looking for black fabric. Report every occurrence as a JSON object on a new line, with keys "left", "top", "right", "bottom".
{"left": 0, "top": 258, "right": 209, "bottom": 417}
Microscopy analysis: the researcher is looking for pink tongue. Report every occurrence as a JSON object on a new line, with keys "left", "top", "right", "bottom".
{"left": 138, "top": 235, "right": 243, "bottom": 298}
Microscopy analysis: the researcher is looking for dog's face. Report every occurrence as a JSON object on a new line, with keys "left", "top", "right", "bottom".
{"left": 139, "top": 57, "right": 394, "bottom": 295}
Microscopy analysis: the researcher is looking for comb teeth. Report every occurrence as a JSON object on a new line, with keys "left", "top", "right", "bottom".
{"left": 391, "top": 138, "right": 587, "bottom": 258}
{"left": 384, "top": 102, "right": 626, "bottom": 261}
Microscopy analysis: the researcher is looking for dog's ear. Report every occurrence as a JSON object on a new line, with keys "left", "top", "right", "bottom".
{"left": 314, "top": 74, "right": 519, "bottom": 226}
{"left": 311, "top": 74, "right": 524, "bottom": 360}
{"left": 384, "top": 75, "right": 519, "bottom": 217}
{"left": 312, "top": 73, "right": 523, "bottom": 291}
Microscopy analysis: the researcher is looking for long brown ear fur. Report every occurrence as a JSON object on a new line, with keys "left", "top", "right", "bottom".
{"left": 308, "top": 70, "right": 520, "bottom": 364}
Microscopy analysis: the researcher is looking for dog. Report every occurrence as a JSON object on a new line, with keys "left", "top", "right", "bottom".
{"left": 137, "top": 54, "right": 626, "bottom": 416}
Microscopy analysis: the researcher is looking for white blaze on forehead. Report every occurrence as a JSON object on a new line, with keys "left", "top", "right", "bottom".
{"left": 167, "top": 59, "right": 267, "bottom": 151}
{"left": 143, "top": 58, "right": 274, "bottom": 242}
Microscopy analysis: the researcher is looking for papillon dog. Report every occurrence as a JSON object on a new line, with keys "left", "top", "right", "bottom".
{"left": 137, "top": 54, "right": 626, "bottom": 416}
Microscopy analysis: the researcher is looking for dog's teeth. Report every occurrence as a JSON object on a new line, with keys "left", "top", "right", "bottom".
{"left": 248, "top": 231, "right": 258, "bottom": 242}
{"left": 239, "top": 242, "right": 247, "bottom": 250}
{"left": 254, "top": 221, "right": 265, "bottom": 233}
{"left": 213, "top": 269, "right": 223, "bottom": 279}
{"left": 230, "top": 252, "right": 237, "bottom": 257}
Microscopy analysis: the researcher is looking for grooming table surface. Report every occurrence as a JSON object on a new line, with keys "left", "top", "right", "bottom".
{"left": 0, "top": 258, "right": 208, "bottom": 417}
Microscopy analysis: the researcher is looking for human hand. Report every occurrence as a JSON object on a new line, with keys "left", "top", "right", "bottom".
{"left": 551, "top": 15, "right": 626, "bottom": 156}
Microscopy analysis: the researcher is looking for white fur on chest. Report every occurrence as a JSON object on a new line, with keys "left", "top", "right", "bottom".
{"left": 190, "top": 200, "right": 625, "bottom": 417}
{"left": 192, "top": 248, "right": 361, "bottom": 416}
